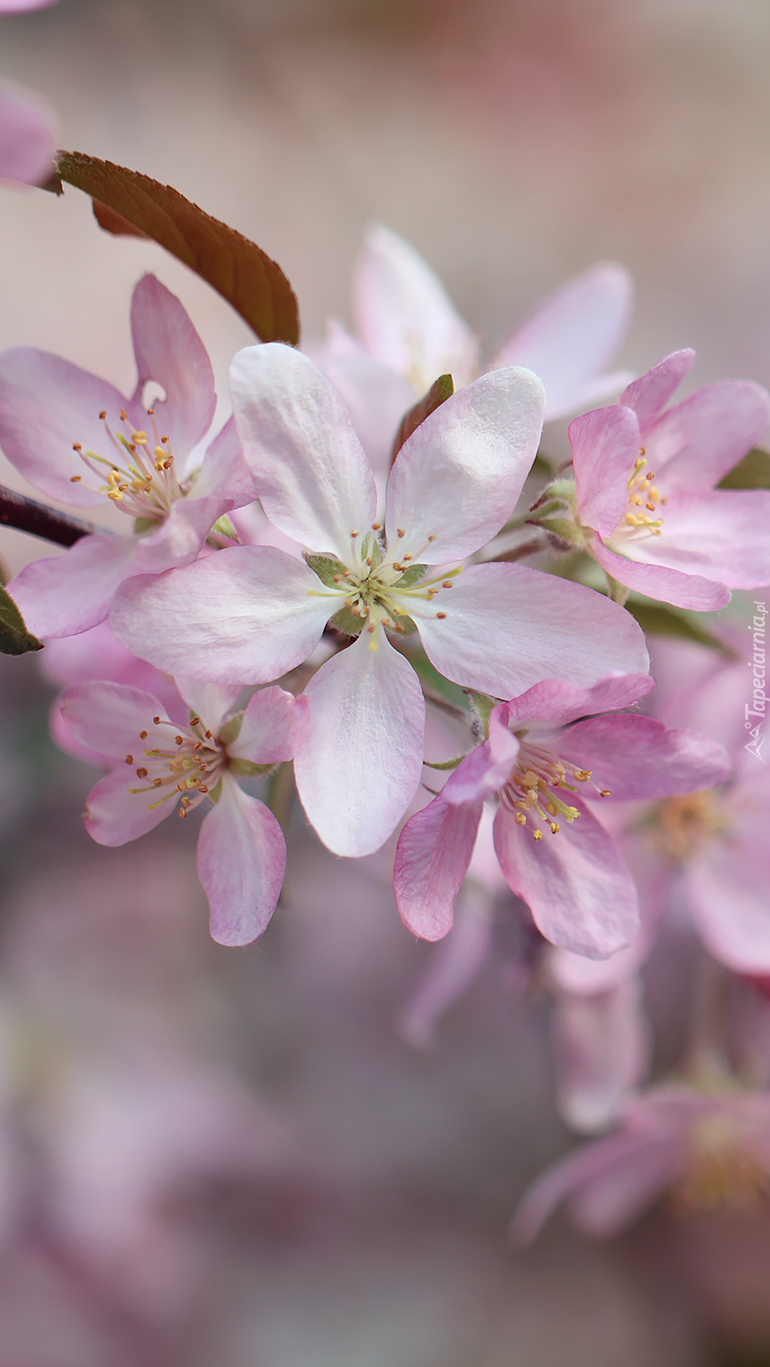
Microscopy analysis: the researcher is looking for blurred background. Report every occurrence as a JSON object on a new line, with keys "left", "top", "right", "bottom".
{"left": 1, "top": 0, "right": 770, "bottom": 1361}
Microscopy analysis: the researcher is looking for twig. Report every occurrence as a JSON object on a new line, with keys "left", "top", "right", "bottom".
{"left": 0, "top": 484, "right": 107, "bottom": 548}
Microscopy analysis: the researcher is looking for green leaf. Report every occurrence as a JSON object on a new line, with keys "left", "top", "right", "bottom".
{"left": 305, "top": 553, "right": 349, "bottom": 586}
{"left": 0, "top": 586, "right": 43, "bottom": 656}
{"left": 624, "top": 599, "right": 731, "bottom": 653}
{"left": 391, "top": 374, "right": 454, "bottom": 462}
{"left": 50, "top": 151, "right": 300, "bottom": 345}
{"left": 718, "top": 447, "right": 770, "bottom": 490}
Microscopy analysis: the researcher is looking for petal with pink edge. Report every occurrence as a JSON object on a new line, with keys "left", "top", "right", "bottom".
{"left": 643, "top": 381, "right": 770, "bottom": 491}
{"left": 560, "top": 714, "right": 731, "bottom": 800}
{"left": 0, "top": 81, "right": 57, "bottom": 185}
{"left": 493, "top": 262, "right": 633, "bottom": 422}
{"left": 395, "top": 795, "right": 482, "bottom": 941}
{"left": 628, "top": 489, "right": 770, "bottom": 590}
{"left": 570, "top": 404, "right": 640, "bottom": 537}
{"left": 0, "top": 349, "right": 141, "bottom": 506}
{"left": 61, "top": 681, "right": 165, "bottom": 763}
{"left": 397, "top": 882, "right": 495, "bottom": 1046}
{"left": 620, "top": 350, "right": 695, "bottom": 435}
{"left": 84, "top": 765, "right": 173, "bottom": 845}
{"left": 111, "top": 546, "right": 331, "bottom": 684}
{"left": 0, "top": 0, "right": 59, "bottom": 11}
{"left": 591, "top": 535, "right": 730, "bottom": 611}
{"left": 353, "top": 225, "right": 479, "bottom": 390}
{"left": 493, "top": 799, "right": 640, "bottom": 958}
{"left": 385, "top": 366, "right": 545, "bottom": 563}
{"left": 314, "top": 321, "right": 416, "bottom": 477}
{"left": 129, "top": 275, "right": 216, "bottom": 458}
{"left": 551, "top": 978, "right": 650, "bottom": 1133}
{"left": 193, "top": 416, "right": 258, "bottom": 505}
{"left": 174, "top": 680, "right": 243, "bottom": 733}
{"left": 227, "top": 686, "right": 295, "bottom": 766}
{"left": 440, "top": 713, "right": 519, "bottom": 806}
{"left": 230, "top": 344, "right": 377, "bottom": 556}
{"left": 197, "top": 777, "right": 286, "bottom": 946}
{"left": 131, "top": 494, "right": 232, "bottom": 576}
{"left": 417, "top": 563, "right": 649, "bottom": 699}
{"left": 9, "top": 534, "right": 138, "bottom": 638}
{"left": 294, "top": 627, "right": 425, "bottom": 858}
{"left": 498, "top": 673, "right": 655, "bottom": 729}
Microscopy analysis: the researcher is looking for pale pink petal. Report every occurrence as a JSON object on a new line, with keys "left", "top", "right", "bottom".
{"left": 549, "top": 936, "right": 651, "bottom": 994}
{"left": 0, "top": 80, "right": 56, "bottom": 185}
{"left": 84, "top": 766, "right": 173, "bottom": 845}
{"left": 560, "top": 714, "right": 731, "bottom": 799}
{"left": 40, "top": 621, "right": 187, "bottom": 723}
{"left": 512, "top": 1130, "right": 677, "bottom": 1244}
{"left": 9, "top": 534, "right": 138, "bottom": 638}
{"left": 385, "top": 366, "right": 545, "bottom": 563}
{"left": 397, "top": 882, "right": 494, "bottom": 1047}
{"left": 0, "top": 348, "right": 140, "bottom": 506}
{"left": 552, "top": 978, "right": 651, "bottom": 1134}
{"left": 353, "top": 225, "right": 479, "bottom": 389}
{"left": 498, "top": 673, "right": 655, "bottom": 729}
{"left": 591, "top": 535, "right": 730, "bottom": 611}
{"left": 440, "top": 713, "right": 519, "bottom": 805}
{"left": 630, "top": 490, "right": 770, "bottom": 590}
{"left": 61, "top": 681, "right": 165, "bottom": 762}
{"left": 570, "top": 404, "right": 640, "bottom": 537}
{"left": 313, "top": 321, "right": 416, "bottom": 476}
{"left": 417, "top": 563, "right": 649, "bottom": 698}
{"left": 129, "top": 275, "right": 216, "bottom": 458}
{"left": 294, "top": 627, "right": 425, "bottom": 857}
{"left": 197, "top": 777, "right": 286, "bottom": 946}
{"left": 131, "top": 494, "right": 232, "bottom": 575}
{"left": 230, "top": 344, "right": 377, "bottom": 555}
{"left": 620, "top": 350, "right": 695, "bottom": 435}
{"left": 193, "top": 416, "right": 258, "bottom": 505}
{"left": 395, "top": 795, "right": 482, "bottom": 941}
{"left": 110, "top": 547, "right": 331, "bottom": 684}
{"left": 0, "top": 0, "right": 58, "bottom": 11}
{"left": 174, "top": 680, "right": 243, "bottom": 733}
{"left": 643, "top": 381, "right": 770, "bottom": 490}
{"left": 493, "top": 800, "right": 640, "bottom": 958}
{"left": 684, "top": 775, "right": 770, "bottom": 971}
{"left": 493, "top": 263, "right": 633, "bottom": 422}
{"left": 227, "top": 685, "right": 295, "bottom": 765}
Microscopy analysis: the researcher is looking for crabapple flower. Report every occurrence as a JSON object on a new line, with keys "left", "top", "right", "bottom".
{"left": 315, "top": 225, "right": 634, "bottom": 468}
{"left": 394, "top": 673, "right": 730, "bottom": 958}
{"left": 60, "top": 678, "right": 298, "bottom": 945}
{"left": 111, "top": 344, "right": 650, "bottom": 858}
{"left": 0, "top": 80, "right": 57, "bottom": 185}
{"left": 542, "top": 350, "right": 770, "bottom": 611}
{"left": 513, "top": 1084, "right": 770, "bottom": 1242}
{"left": 1, "top": 274, "right": 257, "bottom": 639}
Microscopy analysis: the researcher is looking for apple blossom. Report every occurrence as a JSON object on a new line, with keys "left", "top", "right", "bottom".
{"left": 1, "top": 274, "right": 258, "bottom": 638}
{"left": 0, "top": 80, "right": 57, "bottom": 185}
{"left": 111, "top": 344, "right": 650, "bottom": 858}
{"left": 60, "top": 678, "right": 299, "bottom": 945}
{"left": 536, "top": 350, "right": 770, "bottom": 610}
{"left": 394, "top": 673, "right": 730, "bottom": 958}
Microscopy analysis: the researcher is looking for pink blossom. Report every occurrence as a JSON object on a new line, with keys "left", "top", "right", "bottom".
{"left": 315, "top": 226, "right": 633, "bottom": 472}
{"left": 61, "top": 678, "right": 299, "bottom": 945}
{"left": 111, "top": 345, "right": 649, "bottom": 858}
{"left": 513, "top": 1084, "right": 770, "bottom": 1242}
{"left": 394, "top": 673, "right": 730, "bottom": 958}
{"left": 558, "top": 351, "right": 770, "bottom": 610}
{"left": 2, "top": 274, "right": 258, "bottom": 638}
{"left": 0, "top": 80, "right": 57, "bottom": 185}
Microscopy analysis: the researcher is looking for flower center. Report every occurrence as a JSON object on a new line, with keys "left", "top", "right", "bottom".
{"left": 499, "top": 736, "right": 611, "bottom": 840}
{"left": 650, "top": 789, "right": 729, "bottom": 863}
{"left": 612, "top": 448, "right": 667, "bottom": 543}
{"left": 123, "top": 713, "right": 226, "bottom": 817}
{"left": 674, "top": 1114, "right": 769, "bottom": 1211}
{"left": 70, "top": 407, "right": 190, "bottom": 529}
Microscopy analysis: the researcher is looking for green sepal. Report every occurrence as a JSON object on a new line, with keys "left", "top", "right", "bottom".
{"left": 624, "top": 598, "right": 732, "bottom": 654}
{"left": 424, "top": 753, "right": 469, "bottom": 771}
{"left": 133, "top": 516, "right": 158, "bottom": 535}
{"left": 718, "top": 447, "right": 770, "bottom": 490}
{"left": 389, "top": 613, "right": 419, "bottom": 636}
{"left": 394, "top": 563, "right": 428, "bottom": 587}
{"left": 538, "top": 517, "right": 586, "bottom": 547}
{"left": 208, "top": 513, "right": 238, "bottom": 542}
{"left": 468, "top": 690, "right": 497, "bottom": 737}
{"left": 229, "top": 758, "right": 275, "bottom": 777}
{"left": 208, "top": 777, "right": 223, "bottom": 805}
{"left": 0, "top": 586, "right": 43, "bottom": 656}
{"left": 305, "top": 553, "right": 349, "bottom": 586}
{"left": 218, "top": 712, "right": 243, "bottom": 745}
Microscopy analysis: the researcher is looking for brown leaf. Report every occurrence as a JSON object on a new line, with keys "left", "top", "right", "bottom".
{"left": 53, "top": 151, "right": 300, "bottom": 345}
{"left": 391, "top": 373, "right": 454, "bottom": 463}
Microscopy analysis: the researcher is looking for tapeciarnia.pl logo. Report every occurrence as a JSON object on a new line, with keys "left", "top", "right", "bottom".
{"left": 745, "top": 600, "right": 767, "bottom": 762}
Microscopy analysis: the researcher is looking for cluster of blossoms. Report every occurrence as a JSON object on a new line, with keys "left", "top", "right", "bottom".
{"left": 3, "top": 206, "right": 770, "bottom": 1240}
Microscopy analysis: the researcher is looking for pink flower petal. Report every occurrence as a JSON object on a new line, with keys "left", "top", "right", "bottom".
{"left": 84, "top": 765, "right": 173, "bottom": 845}
{"left": 591, "top": 535, "right": 730, "bottom": 611}
{"left": 552, "top": 978, "right": 650, "bottom": 1133}
{"left": 493, "top": 262, "right": 633, "bottom": 421}
{"left": 385, "top": 366, "right": 545, "bottom": 563}
{"left": 570, "top": 404, "right": 640, "bottom": 537}
{"left": 440, "top": 713, "right": 519, "bottom": 806}
{"left": 9, "top": 534, "right": 138, "bottom": 638}
{"left": 61, "top": 680, "right": 165, "bottom": 762}
{"left": 294, "top": 627, "right": 425, "bottom": 857}
{"left": 131, "top": 494, "right": 232, "bottom": 576}
{"left": 227, "top": 685, "right": 296, "bottom": 765}
{"left": 314, "top": 321, "right": 416, "bottom": 477}
{"left": 193, "top": 416, "right": 257, "bottom": 505}
{"left": 0, "top": 0, "right": 59, "bottom": 11}
{"left": 0, "top": 80, "right": 56, "bottom": 185}
{"left": 416, "top": 562, "right": 649, "bottom": 698}
{"left": 110, "top": 547, "right": 331, "bottom": 683}
{"left": 632, "top": 489, "right": 770, "bottom": 590}
{"left": 643, "top": 381, "right": 770, "bottom": 491}
{"left": 129, "top": 275, "right": 216, "bottom": 459}
{"left": 397, "top": 882, "right": 494, "bottom": 1046}
{"left": 395, "top": 795, "right": 482, "bottom": 941}
{"left": 174, "top": 680, "right": 243, "bottom": 733}
{"left": 684, "top": 775, "right": 770, "bottom": 971}
{"left": 0, "top": 349, "right": 140, "bottom": 506}
{"left": 498, "top": 673, "right": 655, "bottom": 729}
{"left": 197, "top": 777, "right": 286, "bottom": 946}
{"left": 230, "top": 344, "right": 377, "bottom": 555}
{"left": 620, "top": 349, "right": 695, "bottom": 435}
{"left": 560, "top": 714, "right": 731, "bottom": 800}
{"left": 353, "top": 224, "right": 479, "bottom": 390}
{"left": 493, "top": 800, "right": 640, "bottom": 958}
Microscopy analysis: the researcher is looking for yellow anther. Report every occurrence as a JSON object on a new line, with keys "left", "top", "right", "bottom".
{"left": 153, "top": 446, "right": 166, "bottom": 460}
{"left": 600, "top": 789, "right": 611, "bottom": 797}
{"left": 70, "top": 475, "right": 82, "bottom": 483}
{"left": 515, "top": 812, "right": 527, "bottom": 825}
{"left": 533, "top": 829, "right": 543, "bottom": 841}
{"left": 132, "top": 431, "right": 148, "bottom": 445}
{"left": 550, "top": 822, "right": 560, "bottom": 834}
{"left": 125, "top": 754, "right": 133, "bottom": 765}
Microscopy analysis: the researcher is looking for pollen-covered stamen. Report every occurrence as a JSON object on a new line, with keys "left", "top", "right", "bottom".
{"left": 498, "top": 738, "right": 594, "bottom": 841}
{"left": 70, "top": 406, "right": 189, "bottom": 527}
{"left": 673, "top": 1115, "right": 769, "bottom": 1212}
{"left": 650, "top": 789, "right": 729, "bottom": 862}
{"left": 617, "top": 449, "right": 667, "bottom": 540}
{"left": 126, "top": 715, "right": 227, "bottom": 815}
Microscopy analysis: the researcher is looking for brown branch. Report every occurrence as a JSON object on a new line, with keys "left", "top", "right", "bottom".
{"left": 0, "top": 484, "right": 107, "bottom": 548}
